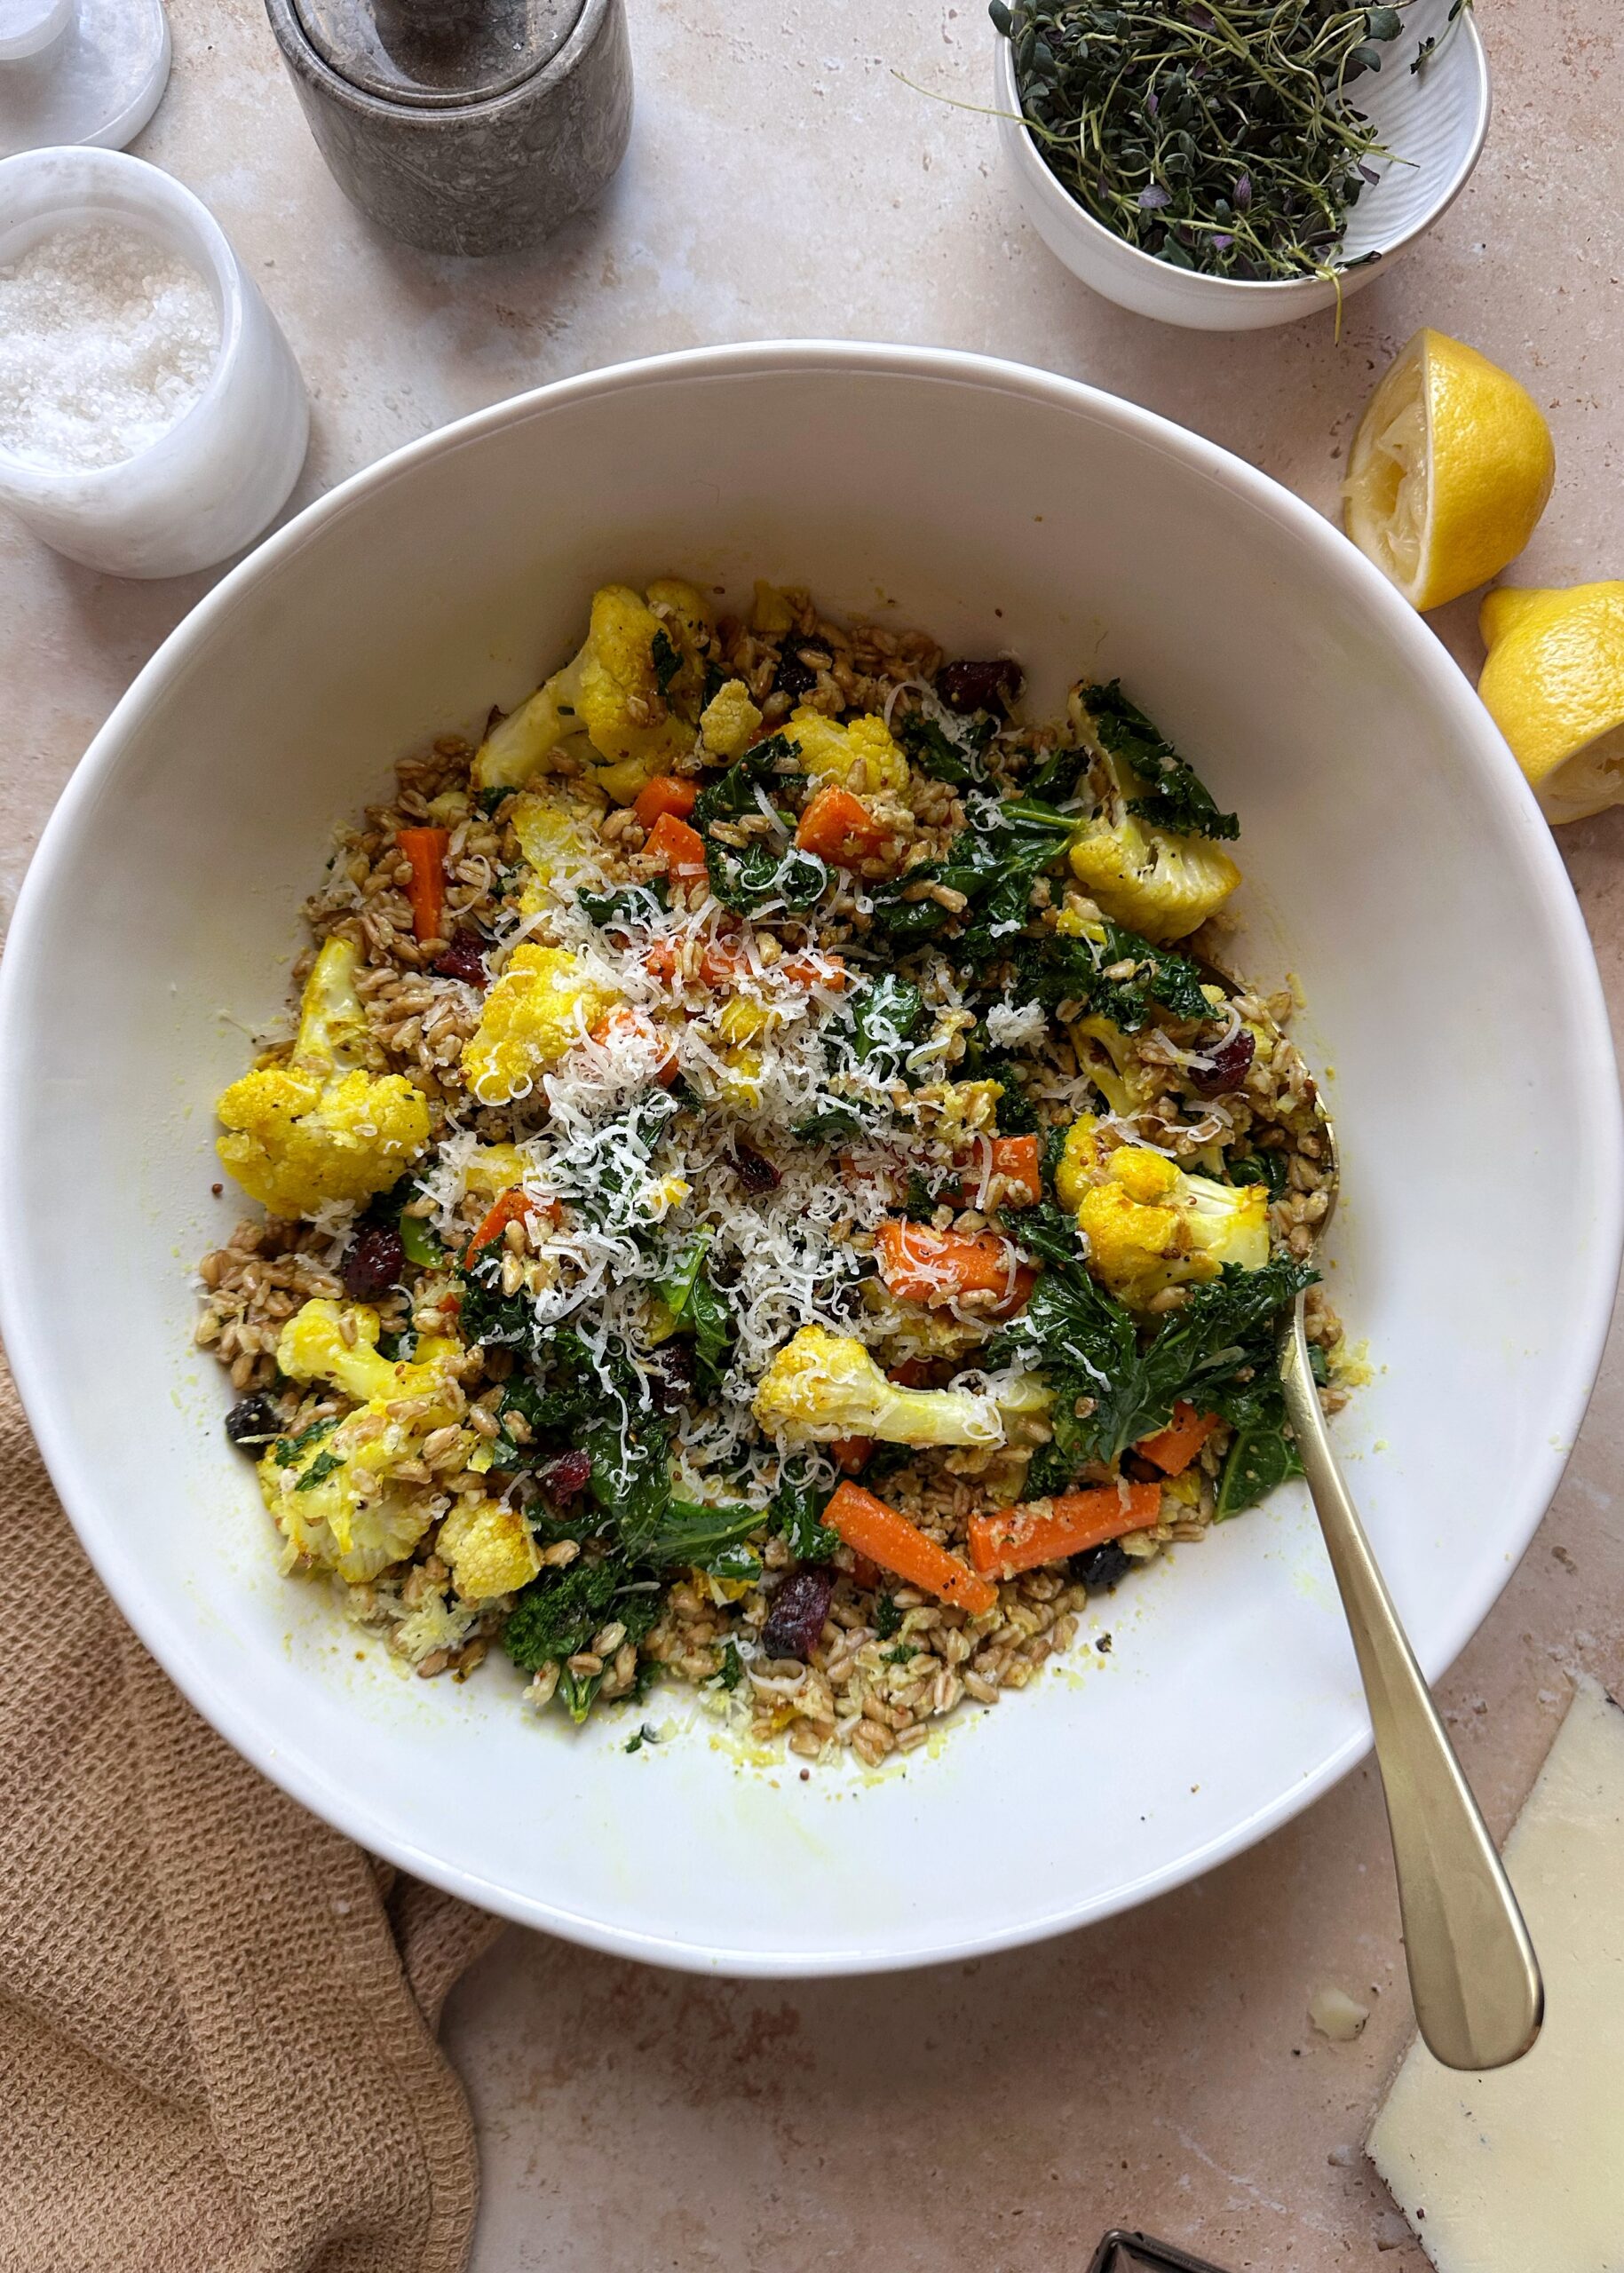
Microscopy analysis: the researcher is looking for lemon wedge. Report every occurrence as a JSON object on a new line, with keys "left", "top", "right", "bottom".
{"left": 1344, "top": 330, "right": 1555, "bottom": 612}
{"left": 1478, "top": 582, "right": 1624, "bottom": 823}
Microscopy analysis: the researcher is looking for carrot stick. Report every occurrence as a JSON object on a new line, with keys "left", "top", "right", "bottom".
{"left": 875, "top": 1220, "right": 1035, "bottom": 1315}
{"left": 465, "top": 1187, "right": 558, "bottom": 1261}
{"left": 794, "top": 783, "right": 888, "bottom": 864}
{"left": 1135, "top": 1402, "right": 1221, "bottom": 1477}
{"left": 633, "top": 775, "right": 699, "bottom": 828}
{"left": 967, "top": 1482, "right": 1162, "bottom": 1579}
{"left": 589, "top": 1004, "right": 677, "bottom": 1084}
{"left": 645, "top": 810, "right": 708, "bottom": 879}
{"left": 396, "top": 827, "right": 449, "bottom": 943}
{"left": 957, "top": 1133, "right": 1042, "bottom": 1208}
{"left": 825, "top": 1481, "right": 998, "bottom": 1616}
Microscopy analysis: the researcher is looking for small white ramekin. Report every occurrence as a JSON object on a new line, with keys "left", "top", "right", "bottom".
{"left": 994, "top": 0, "right": 1490, "bottom": 332}
{"left": 0, "top": 146, "right": 308, "bottom": 575}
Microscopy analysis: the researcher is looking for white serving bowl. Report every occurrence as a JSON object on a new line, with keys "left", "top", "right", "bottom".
{"left": 1, "top": 343, "right": 1616, "bottom": 1975}
{"left": 994, "top": 0, "right": 1491, "bottom": 330}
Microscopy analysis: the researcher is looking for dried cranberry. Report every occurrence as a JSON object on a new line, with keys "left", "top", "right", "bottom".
{"left": 772, "top": 643, "right": 824, "bottom": 701}
{"left": 435, "top": 927, "right": 488, "bottom": 989}
{"left": 343, "top": 1224, "right": 406, "bottom": 1299}
{"left": 1189, "top": 1024, "right": 1256, "bottom": 1097}
{"left": 936, "top": 658, "right": 1025, "bottom": 715}
{"left": 760, "top": 1567, "right": 836, "bottom": 1662}
{"left": 225, "top": 1392, "right": 280, "bottom": 1447}
{"left": 1073, "top": 1540, "right": 1132, "bottom": 1594}
{"left": 647, "top": 1339, "right": 696, "bottom": 1409}
{"left": 543, "top": 1448, "right": 593, "bottom": 1503}
{"left": 733, "top": 1142, "right": 780, "bottom": 1195}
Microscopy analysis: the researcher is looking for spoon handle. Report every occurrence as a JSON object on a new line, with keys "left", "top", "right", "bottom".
{"left": 1279, "top": 1303, "right": 1542, "bottom": 2071}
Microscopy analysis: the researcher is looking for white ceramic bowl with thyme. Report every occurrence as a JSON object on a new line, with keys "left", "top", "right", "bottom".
{"left": 994, "top": 0, "right": 1490, "bottom": 331}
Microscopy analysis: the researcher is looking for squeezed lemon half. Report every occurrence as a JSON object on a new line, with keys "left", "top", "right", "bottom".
{"left": 1479, "top": 582, "right": 1624, "bottom": 823}
{"left": 1344, "top": 330, "right": 1555, "bottom": 612}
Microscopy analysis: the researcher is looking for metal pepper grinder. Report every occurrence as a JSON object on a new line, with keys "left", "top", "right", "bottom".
{"left": 264, "top": 0, "right": 631, "bottom": 256}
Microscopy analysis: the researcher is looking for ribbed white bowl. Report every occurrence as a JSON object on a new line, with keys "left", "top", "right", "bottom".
{"left": 996, "top": 0, "right": 1490, "bottom": 330}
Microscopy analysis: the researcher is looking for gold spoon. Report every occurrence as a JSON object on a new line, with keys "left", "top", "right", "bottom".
{"left": 1277, "top": 1098, "right": 1543, "bottom": 2070}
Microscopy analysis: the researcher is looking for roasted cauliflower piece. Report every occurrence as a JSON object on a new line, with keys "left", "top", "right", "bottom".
{"left": 461, "top": 945, "right": 620, "bottom": 1105}
{"left": 257, "top": 1300, "right": 468, "bottom": 1583}
{"left": 473, "top": 582, "right": 710, "bottom": 791}
{"left": 1058, "top": 1113, "right": 1270, "bottom": 1309}
{"left": 700, "top": 677, "right": 764, "bottom": 760}
{"left": 1067, "top": 811, "right": 1240, "bottom": 944}
{"left": 782, "top": 705, "right": 910, "bottom": 798}
{"left": 215, "top": 935, "right": 430, "bottom": 1217}
{"left": 753, "top": 1324, "right": 1006, "bottom": 1448}
{"left": 437, "top": 1496, "right": 543, "bottom": 1601}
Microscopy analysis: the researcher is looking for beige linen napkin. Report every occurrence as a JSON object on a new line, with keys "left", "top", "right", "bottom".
{"left": 0, "top": 1350, "right": 504, "bottom": 2273}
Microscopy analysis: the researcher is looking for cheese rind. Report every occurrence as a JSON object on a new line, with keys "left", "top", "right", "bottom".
{"left": 1367, "top": 1676, "right": 1624, "bottom": 2271}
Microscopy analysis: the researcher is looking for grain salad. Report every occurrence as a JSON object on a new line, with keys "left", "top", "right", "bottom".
{"left": 197, "top": 575, "right": 1347, "bottom": 1766}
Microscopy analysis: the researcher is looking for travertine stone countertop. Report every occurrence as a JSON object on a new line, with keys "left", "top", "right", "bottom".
{"left": 3, "top": 3, "right": 1620, "bottom": 2265}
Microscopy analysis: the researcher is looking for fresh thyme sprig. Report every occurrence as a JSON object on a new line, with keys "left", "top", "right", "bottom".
{"left": 992, "top": 0, "right": 1410, "bottom": 281}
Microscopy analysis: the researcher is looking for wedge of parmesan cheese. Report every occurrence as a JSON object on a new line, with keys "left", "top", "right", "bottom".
{"left": 1367, "top": 1676, "right": 1624, "bottom": 2270}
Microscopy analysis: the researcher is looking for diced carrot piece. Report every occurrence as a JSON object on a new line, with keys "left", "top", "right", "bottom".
{"left": 849, "top": 1553, "right": 881, "bottom": 1591}
{"left": 886, "top": 1358, "right": 934, "bottom": 1389}
{"left": 967, "top": 1482, "right": 1163, "bottom": 1580}
{"left": 589, "top": 1005, "right": 677, "bottom": 1085}
{"left": 396, "top": 827, "right": 449, "bottom": 943}
{"left": 633, "top": 775, "right": 699, "bottom": 828}
{"left": 780, "top": 950, "right": 848, "bottom": 991}
{"left": 644, "top": 938, "right": 846, "bottom": 992}
{"left": 794, "top": 783, "right": 889, "bottom": 865}
{"left": 1135, "top": 1402, "right": 1221, "bottom": 1477}
{"left": 830, "top": 1437, "right": 873, "bottom": 1476}
{"left": 875, "top": 1220, "right": 1036, "bottom": 1315}
{"left": 645, "top": 810, "right": 708, "bottom": 879}
{"left": 464, "top": 1187, "right": 560, "bottom": 1262}
{"left": 825, "top": 1481, "right": 998, "bottom": 1617}
{"left": 956, "top": 1133, "right": 1042, "bottom": 1208}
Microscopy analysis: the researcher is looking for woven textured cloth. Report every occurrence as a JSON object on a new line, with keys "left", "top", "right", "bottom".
{"left": 0, "top": 1350, "right": 504, "bottom": 2273}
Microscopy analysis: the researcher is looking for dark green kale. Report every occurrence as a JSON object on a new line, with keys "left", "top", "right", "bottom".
{"left": 993, "top": 1210, "right": 1313, "bottom": 1479}
{"left": 1004, "top": 916, "right": 1216, "bottom": 1033}
{"left": 866, "top": 797, "right": 1072, "bottom": 967}
{"left": 872, "top": 1594, "right": 904, "bottom": 1639}
{"left": 578, "top": 878, "right": 669, "bottom": 927}
{"left": 1078, "top": 680, "right": 1239, "bottom": 842}
{"left": 457, "top": 1252, "right": 538, "bottom": 1353}
{"left": 503, "top": 1557, "right": 661, "bottom": 1675}
{"left": 647, "top": 1498, "right": 765, "bottom": 1583}
{"left": 706, "top": 836, "right": 828, "bottom": 915}
{"left": 771, "top": 1468, "right": 841, "bottom": 1561}
{"left": 293, "top": 1447, "right": 344, "bottom": 1493}
{"left": 624, "top": 1723, "right": 661, "bottom": 1754}
{"left": 691, "top": 732, "right": 797, "bottom": 828}
{"left": 791, "top": 1103, "right": 868, "bottom": 1145}
{"left": 714, "top": 1637, "right": 744, "bottom": 1690}
{"left": 473, "top": 784, "right": 511, "bottom": 818}
{"left": 655, "top": 1227, "right": 733, "bottom": 1398}
{"left": 851, "top": 973, "right": 925, "bottom": 1079}
{"left": 895, "top": 708, "right": 994, "bottom": 788}
{"left": 1226, "top": 1149, "right": 1290, "bottom": 1202}
{"left": 650, "top": 629, "right": 682, "bottom": 694}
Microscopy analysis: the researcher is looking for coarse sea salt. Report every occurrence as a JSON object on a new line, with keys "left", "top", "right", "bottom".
{"left": 0, "top": 221, "right": 218, "bottom": 471}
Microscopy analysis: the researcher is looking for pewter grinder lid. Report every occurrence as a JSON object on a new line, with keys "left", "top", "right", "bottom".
{"left": 290, "top": 0, "right": 586, "bottom": 107}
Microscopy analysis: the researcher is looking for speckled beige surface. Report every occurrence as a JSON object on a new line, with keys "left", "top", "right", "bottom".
{"left": 3, "top": 1, "right": 1621, "bottom": 2265}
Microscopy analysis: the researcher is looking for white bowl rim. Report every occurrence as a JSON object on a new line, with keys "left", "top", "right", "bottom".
{"left": 992, "top": 22, "right": 1492, "bottom": 302}
{"left": 1, "top": 338, "right": 1617, "bottom": 1974}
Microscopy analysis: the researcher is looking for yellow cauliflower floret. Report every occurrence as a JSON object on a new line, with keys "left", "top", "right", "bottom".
{"left": 473, "top": 582, "right": 705, "bottom": 790}
{"left": 462, "top": 1143, "right": 528, "bottom": 1201}
{"left": 437, "top": 1497, "right": 543, "bottom": 1602}
{"left": 1061, "top": 1114, "right": 1271, "bottom": 1308}
{"left": 1069, "top": 1012, "right": 1160, "bottom": 1120}
{"left": 1067, "top": 811, "right": 1240, "bottom": 943}
{"left": 274, "top": 1299, "right": 460, "bottom": 1414}
{"left": 512, "top": 784, "right": 607, "bottom": 897}
{"left": 783, "top": 706, "right": 910, "bottom": 798}
{"left": 257, "top": 1301, "right": 469, "bottom": 1583}
{"left": 752, "top": 1325, "right": 1004, "bottom": 1448}
{"left": 701, "top": 677, "right": 764, "bottom": 760}
{"left": 461, "top": 946, "right": 620, "bottom": 1105}
{"left": 216, "top": 936, "right": 429, "bottom": 1217}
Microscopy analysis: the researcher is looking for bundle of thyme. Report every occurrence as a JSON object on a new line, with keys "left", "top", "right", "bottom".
{"left": 992, "top": 0, "right": 1418, "bottom": 281}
